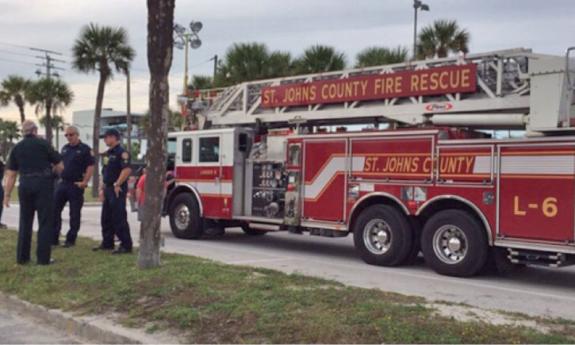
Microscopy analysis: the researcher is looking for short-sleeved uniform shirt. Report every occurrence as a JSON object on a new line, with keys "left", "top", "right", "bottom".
{"left": 102, "top": 144, "right": 130, "bottom": 187}
{"left": 7, "top": 135, "right": 61, "bottom": 177}
{"left": 60, "top": 142, "right": 95, "bottom": 182}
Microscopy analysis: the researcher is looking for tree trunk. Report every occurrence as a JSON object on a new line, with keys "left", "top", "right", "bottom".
{"left": 139, "top": 0, "right": 174, "bottom": 269}
{"left": 91, "top": 72, "right": 108, "bottom": 198}
{"left": 45, "top": 100, "right": 53, "bottom": 146}
{"left": 16, "top": 97, "right": 25, "bottom": 124}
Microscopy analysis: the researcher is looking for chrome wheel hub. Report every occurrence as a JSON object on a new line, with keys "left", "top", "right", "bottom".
{"left": 433, "top": 225, "right": 468, "bottom": 265}
{"left": 174, "top": 204, "right": 190, "bottom": 230}
{"left": 364, "top": 219, "right": 392, "bottom": 255}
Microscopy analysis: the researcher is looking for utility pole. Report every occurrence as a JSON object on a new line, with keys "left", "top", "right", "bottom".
{"left": 212, "top": 54, "right": 218, "bottom": 81}
{"left": 33, "top": 47, "right": 65, "bottom": 146}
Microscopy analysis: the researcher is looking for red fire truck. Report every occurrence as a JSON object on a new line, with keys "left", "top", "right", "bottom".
{"left": 166, "top": 48, "right": 575, "bottom": 277}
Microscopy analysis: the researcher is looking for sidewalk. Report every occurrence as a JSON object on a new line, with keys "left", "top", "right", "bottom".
{"left": 0, "top": 293, "right": 180, "bottom": 344}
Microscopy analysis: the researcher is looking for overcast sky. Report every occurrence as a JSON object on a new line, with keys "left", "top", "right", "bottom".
{"left": 0, "top": 0, "right": 574, "bottom": 124}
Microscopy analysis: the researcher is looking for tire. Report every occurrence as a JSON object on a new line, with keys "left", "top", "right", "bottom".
{"left": 241, "top": 224, "right": 268, "bottom": 236}
{"left": 169, "top": 193, "right": 204, "bottom": 239}
{"left": 421, "top": 209, "right": 488, "bottom": 277}
{"left": 353, "top": 205, "right": 414, "bottom": 266}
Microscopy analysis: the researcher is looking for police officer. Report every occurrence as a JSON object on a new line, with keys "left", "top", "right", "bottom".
{"left": 2, "top": 121, "right": 63, "bottom": 265}
{"left": 53, "top": 126, "right": 95, "bottom": 247}
{"left": 94, "top": 128, "right": 133, "bottom": 254}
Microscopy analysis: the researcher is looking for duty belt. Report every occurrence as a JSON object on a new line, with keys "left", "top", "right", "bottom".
{"left": 21, "top": 169, "right": 53, "bottom": 178}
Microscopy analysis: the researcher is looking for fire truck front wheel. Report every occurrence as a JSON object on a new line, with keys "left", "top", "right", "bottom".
{"left": 169, "top": 194, "right": 204, "bottom": 239}
{"left": 353, "top": 205, "right": 414, "bottom": 266}
{"left": 421, "top": 209, "right": 488, "bottom": 277}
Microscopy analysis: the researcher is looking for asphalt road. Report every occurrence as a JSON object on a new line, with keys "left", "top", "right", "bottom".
{"left": 0, "top": 308, "right": 76, "bottom": 344}
{"left": 2, "top": 204, "right": 575, "bottom": 321}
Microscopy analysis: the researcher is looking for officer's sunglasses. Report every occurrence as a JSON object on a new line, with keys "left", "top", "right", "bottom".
{"left": 64, "top": 133, "right": 77, "bottom": 137}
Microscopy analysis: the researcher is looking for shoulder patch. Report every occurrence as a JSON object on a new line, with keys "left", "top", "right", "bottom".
{"left": 90, "top": 150, "right": 94, "bottom": 157}
{"left": 121, "top": 152, "right": 129, "bottom": 160}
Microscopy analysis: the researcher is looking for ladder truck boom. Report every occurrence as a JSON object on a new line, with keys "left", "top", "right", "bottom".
{"left": 196, "top": 48, "right": 575, "bottom": 133}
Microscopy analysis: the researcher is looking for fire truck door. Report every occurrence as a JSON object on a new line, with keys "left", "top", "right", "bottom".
{"left": 198, "top": 134, "right": 232, "bottom": 218}
{"left": 303, "top": 139, "right": 347, "bottom": 223}
{"left": 497, "top": 144, "right": 575, "bottom": 243}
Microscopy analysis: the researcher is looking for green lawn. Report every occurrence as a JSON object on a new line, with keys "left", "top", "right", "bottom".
{"left": 9, "top": 186, "right": 98, "bottom": 203}
{"left": 0, "top": 230, "right": 572, "bottom": 343}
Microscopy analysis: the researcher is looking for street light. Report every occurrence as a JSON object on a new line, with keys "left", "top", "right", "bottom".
{"left": 174, "top": 21, "right": 203, "bottom": 93}
{"left": 413, "top": 0, "right": 430, "bottom": 60}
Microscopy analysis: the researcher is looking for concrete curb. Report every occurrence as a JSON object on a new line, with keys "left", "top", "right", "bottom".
{"left": 0, "top": 293, "right": 179, "bottom": 344}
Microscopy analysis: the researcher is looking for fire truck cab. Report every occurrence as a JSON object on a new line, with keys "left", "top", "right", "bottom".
{"left": 166, "top": 47, "right": 575, "bottom": 277}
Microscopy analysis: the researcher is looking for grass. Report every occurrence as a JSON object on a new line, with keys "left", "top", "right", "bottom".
{"left": 10, "top": 186, "right": 98, "bottom": 203}
{"left": 0, "top": 230, "right": 572, "bottom": 344}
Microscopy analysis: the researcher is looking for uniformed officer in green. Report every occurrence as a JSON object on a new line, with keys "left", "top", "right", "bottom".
{"left": 94, "top": 128, "right": 133, "bottom": 254}
{"left": 3, "top": 121, "right": 63, "bottom": 265}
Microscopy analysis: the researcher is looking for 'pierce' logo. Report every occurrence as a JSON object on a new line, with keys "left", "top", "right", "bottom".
{"left": 425, "top": 103, "right": 453, "bottom": 112}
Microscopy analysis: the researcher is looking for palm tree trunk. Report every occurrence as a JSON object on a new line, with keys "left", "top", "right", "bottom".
{"left": 15, "top": 96, "right": 26, "bottom": 124}
{"left": 139, "top": 0, "right": 174, "bottom": 269}
{"left": 91, "top": 73, "right": 107, "bottom": 198}
{"left": 17, "top": 105, "right": 25, "bottom": 124}
{"left": 45, "top": 101, "right": 53, "bottom": 145}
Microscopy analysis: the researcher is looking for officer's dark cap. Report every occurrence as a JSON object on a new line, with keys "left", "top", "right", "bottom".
{"left": 104, "top": 128, "right": 121, "bottom": 139}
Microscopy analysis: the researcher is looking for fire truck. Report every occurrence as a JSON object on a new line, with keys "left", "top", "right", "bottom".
{"left": 166, "top": 47, "right": 575, "bottom": 277}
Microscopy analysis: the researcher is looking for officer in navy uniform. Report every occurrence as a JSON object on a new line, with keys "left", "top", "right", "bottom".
{"left": 2, "top": 121, "right": 63, "bottom": 265}
{"left": 53, "top": 126, "right": 95, "bottom": 247}
{"left": 94, "top": 128, "right": 133, "bottom": 254}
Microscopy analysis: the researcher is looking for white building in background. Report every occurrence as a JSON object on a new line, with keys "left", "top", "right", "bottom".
{"left": 56, "top": 108, "right": 147, "bottom": 159}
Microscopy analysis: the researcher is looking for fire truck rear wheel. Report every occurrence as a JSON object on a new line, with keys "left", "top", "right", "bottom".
{"left": 353, "top": 204, "right": 414, "bottom": 266}
{"left": 169, "top": 194, "right": 204, "bottom": 239}
{"left": 421, "top": 209, "right": 488, "bottom": 277}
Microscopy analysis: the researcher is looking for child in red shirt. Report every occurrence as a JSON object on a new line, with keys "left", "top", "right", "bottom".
{"left": 136, "top": 168, "right": 146, "bottom": 221}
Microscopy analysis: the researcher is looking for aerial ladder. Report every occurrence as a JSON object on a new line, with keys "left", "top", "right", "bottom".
{"left": 192, "top": 48, "right": 575, "bottom": 135}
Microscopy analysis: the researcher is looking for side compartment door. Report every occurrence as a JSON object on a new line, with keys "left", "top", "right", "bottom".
{"left": 302, "top": 139, "right": 347, "bottom": 223}
{"left": 498, "top": 144, "right": 575, "bottom": 242}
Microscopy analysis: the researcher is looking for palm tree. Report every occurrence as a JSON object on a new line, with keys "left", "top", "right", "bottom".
{"left": 293, "top": 45, "right": 346, "bottom": 74}
{"left": 266, "top": 51, "right": 293, "bottom": 78}
{"left": 214, "top": 43, "right": 295, "bottom": 86}
{"left": 355, "top": 47, "right": 408, "bottom": 68}
{"left": 39, "top": 114, "right": 66, "bottom": 149}
{"left": 189, "top": 75, "right": 213, "bottom": 90}
{"left": 141, "top": 0, "right": 175, "bottom": 268}
{"left": 0, "top": 76, "right": 31, "bottom": 124}
{"left": 218, "top": 43, "right": 271, "bottom": 85}
{"left": 0, "top": 119, "right": 20, "bottom": 159}
{"left": 417, "top": 19, "right": 470, "bottom": 59}
{"left": 27, "top": 78, "right": 73, "bottom": 145}
{"left": 72, "top": 23, "right": 135, "bottom": 197}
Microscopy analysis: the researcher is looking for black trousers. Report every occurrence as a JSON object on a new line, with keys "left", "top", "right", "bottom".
{"left": 18, "top": 177, "right": 54, "bottom": 265}
{"left": 101, "top": 185, "right": 132, "bottom": 250}
{"left": 53, "top": 181, "right": 84, "bottom": 245}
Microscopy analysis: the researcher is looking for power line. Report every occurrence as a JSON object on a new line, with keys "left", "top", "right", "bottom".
{"left": 0, "top": 57, "right": 38, "bottom": 67}
{"left": 0, "top": 40, "right": 32, "bottom": 50}
{"left": 0, "top": 48, "right": 38, "bottom": 59}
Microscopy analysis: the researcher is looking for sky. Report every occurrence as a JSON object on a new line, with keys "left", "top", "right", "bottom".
{"left": 0, "top": 0, "right": 574, "bottom": 124}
